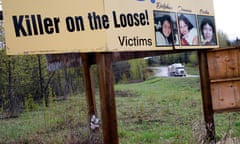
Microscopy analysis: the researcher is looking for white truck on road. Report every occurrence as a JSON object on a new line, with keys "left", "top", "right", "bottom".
{"left": 168, "top": 63, "right": 186, "bottom": 77}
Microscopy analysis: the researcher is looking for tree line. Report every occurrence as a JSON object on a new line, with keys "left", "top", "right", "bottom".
{"left": 0, "top": 50, "right": 85, "bottom": 118}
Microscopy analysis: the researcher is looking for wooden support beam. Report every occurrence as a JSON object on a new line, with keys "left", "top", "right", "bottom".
{"left": 86, "top": 50, "right": 199, "bottom": 65}
{"left": 198, "top": 50, "right": 216, "bottom": 142}
{"left": 111, "top": 50, "right": 197, "bottom": 62}
{"left": 96, "top": 53, "right": 119, "bottom": 144}
{"left": 81, "top": 53, "right": 97, "bottom": 120}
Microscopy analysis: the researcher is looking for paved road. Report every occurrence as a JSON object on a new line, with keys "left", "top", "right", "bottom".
{"left": 149, "top": 66, "right": 199, "bottom": 77}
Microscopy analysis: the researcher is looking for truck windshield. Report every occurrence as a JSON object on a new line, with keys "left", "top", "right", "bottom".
{"left": 176, "top": 67, "right": 184, "bottom": 69}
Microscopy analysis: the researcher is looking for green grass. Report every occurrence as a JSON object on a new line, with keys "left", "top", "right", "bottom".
{"left": 115, "top": 77, "right": 240, "bottom": 143}
{"left": 185, "top": 66, "right": 200, "bottom": 75}
{"left": 0, "top": 96, "right": 90, "bottom": 143}
{"left": 115, "top": 77, "right": 202, "bottom": 143}
{"left": 1, "top": 77, "right": 240, "bottom": 143}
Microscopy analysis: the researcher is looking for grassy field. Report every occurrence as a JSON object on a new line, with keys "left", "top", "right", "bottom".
{"left": 115, "top": 77, "right": 240, "bottom": 143}
{"left": 1, "top": 77, "right": 240, "bottom": 143}
{"left": 115, "top": 77, "right": 202, "bottom": 144}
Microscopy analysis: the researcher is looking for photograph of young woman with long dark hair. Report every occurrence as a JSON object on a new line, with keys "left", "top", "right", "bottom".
{"left": 178, "top": 14, "right": 199, "bottom": 46}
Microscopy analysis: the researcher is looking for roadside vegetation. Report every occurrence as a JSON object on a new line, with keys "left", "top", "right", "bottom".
{"left": 1, "top": 76, "right": 240, "bottom": 143}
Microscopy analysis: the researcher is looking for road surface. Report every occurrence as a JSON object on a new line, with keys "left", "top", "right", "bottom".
{"left": 149, "top": 66, "right": 199, "bottom": 77}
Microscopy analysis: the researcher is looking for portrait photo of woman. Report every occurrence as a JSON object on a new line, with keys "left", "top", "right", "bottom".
{"left": 154, "top": 11, "right": 179, "bottom": 47}
{"left": 198, "top": 16, "right": 217, "bottom": 45}
{"left": 178, "top": 14, "right": 199, "bottom": 46}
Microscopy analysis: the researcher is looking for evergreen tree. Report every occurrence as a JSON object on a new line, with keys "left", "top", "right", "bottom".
{"left": 218, "top": 30, "right": 230, "bottom": 47}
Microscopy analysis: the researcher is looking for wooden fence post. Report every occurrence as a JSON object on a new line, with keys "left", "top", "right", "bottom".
{"left": 198, "top": 50, "right": 216, "bottom": 142}
{"left": 81, "top": 53, "right": 97, "bottom": 120}
{"left": 96, "top": 53, "right": 119, "bottom": 144}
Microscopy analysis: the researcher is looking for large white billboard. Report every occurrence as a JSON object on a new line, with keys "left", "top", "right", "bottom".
{"left": 3, "top": 0, "right": 218, "bottom": 55}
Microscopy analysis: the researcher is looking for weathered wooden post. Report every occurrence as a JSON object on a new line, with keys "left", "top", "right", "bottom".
{"left": 81, "top": 53, "right": 98, "bottom": 120}
{"left": 96, "top": 53, "right": 119, "bottom": 144}
{"left": 198, "top": 50, "right": 216, "bottom": 142}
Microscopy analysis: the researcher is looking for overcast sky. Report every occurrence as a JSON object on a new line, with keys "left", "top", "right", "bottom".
{"left": 213, "top": 0, "right": 240, "bottom": 40}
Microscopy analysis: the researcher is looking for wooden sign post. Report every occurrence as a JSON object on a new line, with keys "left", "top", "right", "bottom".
{"left": 96, "top": 53, "right": 119, "bottom": 144}
{"left": 81, "top": 53, "right": 98, "bottom": 120}
{"left": 198, "top": 50, "right": 216, "bottom": 142}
